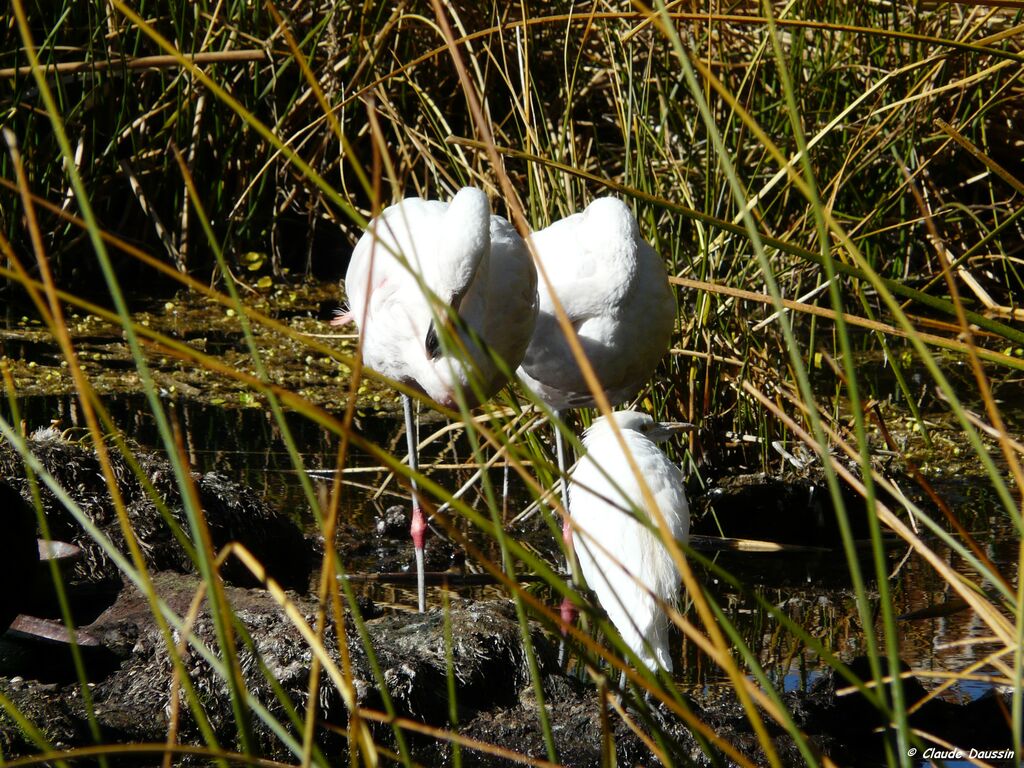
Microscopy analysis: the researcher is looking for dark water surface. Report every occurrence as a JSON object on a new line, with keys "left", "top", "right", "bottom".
{"left": 2, "top": 290, "right": 1018, "bottom": 731}
{"left": 4, "top": 389, "right": 1016, "bottom": 714}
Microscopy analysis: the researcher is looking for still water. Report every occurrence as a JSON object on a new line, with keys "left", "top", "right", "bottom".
{"left": 4, "top": 390, "right": 1015, "bottom": 717}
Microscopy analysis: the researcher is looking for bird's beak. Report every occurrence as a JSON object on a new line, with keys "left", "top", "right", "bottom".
{"left": 650, "top": 420, "right": 696, "bottom": 442}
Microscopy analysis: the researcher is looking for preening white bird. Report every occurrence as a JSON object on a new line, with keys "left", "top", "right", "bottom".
{"left": 569, "top": 410, "right": 690, "bottom": 673}
{"left": 517, "top": 197, "right": 675, "bottom": 413}
{"left": 336, "top": 187, "right": 538, "bottom": 611}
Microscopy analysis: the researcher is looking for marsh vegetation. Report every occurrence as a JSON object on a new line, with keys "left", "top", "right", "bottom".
{"left": 1, "top": 2, "right": 1022, "bottom": 766}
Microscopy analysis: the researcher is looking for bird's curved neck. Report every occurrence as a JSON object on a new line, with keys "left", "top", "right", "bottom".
{"left": 430, "top": 190, "right": 491, "bottom": 306}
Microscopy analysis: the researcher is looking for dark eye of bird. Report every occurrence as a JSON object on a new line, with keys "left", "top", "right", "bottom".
{"left": 425, "top": 322, "right": 441, "bottom": 360}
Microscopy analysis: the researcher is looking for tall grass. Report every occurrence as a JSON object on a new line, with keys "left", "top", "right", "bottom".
{"left": 2, "top": 1, "right": 1022, "bottom": 766}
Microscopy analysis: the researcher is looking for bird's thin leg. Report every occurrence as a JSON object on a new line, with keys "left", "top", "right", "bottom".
{"left": 558, "top": 512, "right": 578, "bottom": 667}
{"left": 554, "top": 411, "right": 579, "bottom": 664}
{"left": 501, "top": 451, "right": 510, "bottom": 520}
{"left": 554, "top": 412, "right": 569, "bottom": 514}
{"left": 404, "top": 394, "right": 427, "bottom": 613}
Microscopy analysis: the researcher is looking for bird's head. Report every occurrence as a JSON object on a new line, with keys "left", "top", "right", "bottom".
{"left": 407, "top": 295, "right": 498, "bottom": 411}
{"left": 406, "top": 341, "right": 491, "bottom": 410}
{"left": 587, "top": 409, "right": 694, "bottom": 444}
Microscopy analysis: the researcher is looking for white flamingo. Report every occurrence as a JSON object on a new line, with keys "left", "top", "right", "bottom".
{"left": 337, "top": 187, "right": 538, "bottom": 611}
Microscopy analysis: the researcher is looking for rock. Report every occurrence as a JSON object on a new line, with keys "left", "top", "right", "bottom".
{"left": 374, "top": 505, "right": 406, "bottom": 536}
{"left": 698, "top": 472, "right": 868, "bottom": 546}
{"left": 362, "top": 600, "right": 546, "bottom": 721}
{"left": 0, "top": 576, "right": 1013, "bottom": 766}
{"left": 0, "top": 436, "right": 1013, "bottom": 767}
{"left": 0, "top": 429, "right": 316, "bottom": 612}
{"left": 0, "top": 573, "right": 557, "bottom": 761}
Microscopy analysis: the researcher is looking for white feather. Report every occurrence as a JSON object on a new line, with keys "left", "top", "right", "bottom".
{"left": 569, "top": 410, "right": 689, "bottom": 672}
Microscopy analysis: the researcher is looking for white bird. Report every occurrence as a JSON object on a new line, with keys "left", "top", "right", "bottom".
{"left": 336, "top": 187, "right": 538, "bottom": 611}
{"left": 518, "top": 197, "right": 675, "bottom": 413}
{"left": 515, "top": 196, "right": 676, "bottom": 635}
{"left": 569, "top": 410, "right": 690, "bottom": 673}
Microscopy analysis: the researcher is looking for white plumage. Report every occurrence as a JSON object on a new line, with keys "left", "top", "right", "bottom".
{"left": 339, "top": 187, "right": 538, "bottom": 612}
{"left": 343, "top": 187, "right": 538, "bottom": 409}
{"left": 517, "top": 197, "right": 675, "bottom": 411}
{"left": 569, "top": 410, "right": 690, "bottom": 673}
{"left": 512, "top": 196, "right": 677, "bottom": 645}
